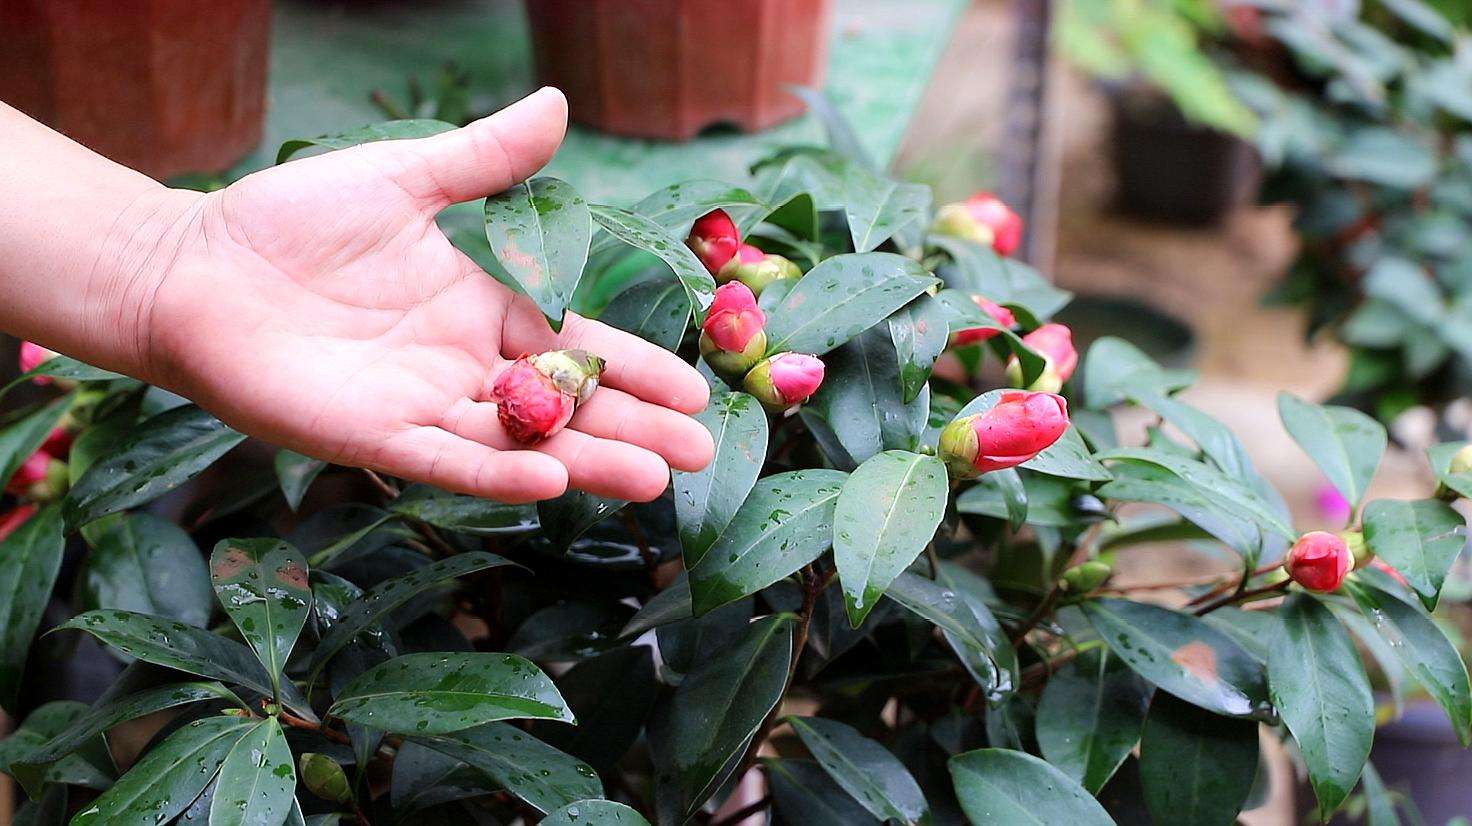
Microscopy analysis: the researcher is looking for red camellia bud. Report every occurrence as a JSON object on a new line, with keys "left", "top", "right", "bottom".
{"left": 744, "top": 352, "right": 825, "bottom": 411}
{"left": 932, "top": 192, "right": 1024, "bottom": 256}
{"left": 41, "top": 427, "right": 73, "bottom": 459}
{"left": 0, "top": 503, "right": 38, "bottom": 542}
{"left": 1284, "top": 531, "right": 1352, "bottom": 592}
{"left": 951, "top": 295, "right": 1017, "bottom": 346}
{"left": 19, "top": 341, "right": 59, "bottom": 385}
{"left": 717, "top": 243, "right": 802, "bottom": 295}
{"left": 700, "top": 283, "right": 768, "bottom": 379}
{"left": 490, "top": 349, "right": 605, "bottom": 444}
{"left": 938, "top": 391, "right": 1069, "bottom": 478}
{"left": 686, "top": 210, "right": 741, "bottom": 275}
{"left": 1005, "top": 323, "right": 1078, "bottom": 392}
{"left": 5, "top": 450, "right": 68, "bottom": 501}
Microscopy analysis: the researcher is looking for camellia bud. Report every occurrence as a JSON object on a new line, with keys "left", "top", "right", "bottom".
{"left": 686, "top": 209, "right": 741, "bottom": 275}
{"left": 717, "top": 243, "right": 802, "bottom": 295}
{"left": 0, "top": 503, "right": 38, "bottom": 542}
{"left": 1005, "top": 323, "right": 1078, "bottom": 393}
{"left": 951, "top": 295, "right": 1017, "bottom": 346}
{"left": 939, "top": 391, "right": 1069, "bottom": 478}
{"left": 41, "top": 427, "right": 73, "bottom": 459}
{"left": 1340, "top": 529, "right": 1370, "bottom": 569}
{"left": 299, "top": 753, "right": 353, "bottom": 804}
{"left": 18, "top": 341, "right": 60, "bottom": 385}
{"left": 490, "top": 349, "right": 605, "bottom": 444}
{"left": 6, "top": 451, "right": 68, "bottom": 502}
{"left": 1284, "top": 531, "right": 1352, "bottom": 592}
{"left": 743, "top": 353, "right": 825, "bottom": 412}
{"left": 931, "top": 192, "right": 1024, "bottom": 256}
{"left": 700, "top": 283, "right": 768, "bottom": 380}
{"left": 1060, "top": 560, "right": 1112, "bottom": 594}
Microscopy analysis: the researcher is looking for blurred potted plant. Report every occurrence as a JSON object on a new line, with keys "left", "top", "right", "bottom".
{"left": 1056, "top": 0, "right": 1260, "bottom": 223}
{"left": 0, "top": 0, "right": 271, "bottom": 180}
{"left": 524, "top": 0, "right": 833, "bottom": 140}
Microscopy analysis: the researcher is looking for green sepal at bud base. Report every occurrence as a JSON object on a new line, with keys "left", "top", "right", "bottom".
{"left": 717, "top": 248, "right": 802, "bottom": 295}
{"left": 528, "top": 349, "right": 605, "bottom": 405}
{"left": 300, "top": 752, "right": 353, "bottom": 804}
{"left": 938, "top": 414, "right": 982, "bottom": 479}
{"left": 700, "top": 328, "right": 767, "bottom": 384}
{"left": 1340, "top": 529, "right": 1370, "bottom": 568}
{"left": 742, "top": 352, "right": 825, "bottom": 411}
{"left": 1060, "top": 560, "right": 1112, "bottom": 594}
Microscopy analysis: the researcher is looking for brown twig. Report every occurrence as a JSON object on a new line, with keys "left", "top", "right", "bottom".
{"left": 621, "top": 509, "right": 660, "bottom": 586}
{"left": 360, "top": 468, "right": 400, "bottom": 500}
{"left": 711, "top": 795, "right": 773, "bottom": 826}
{"left": 1193, "top": 579, "right": 1290, "bottom": 616}
{"left": 278, "top": 709, "right": 352, "bottom": 746}
{"left": 1008, "top": 585, "right": 1062, "bottom": 646}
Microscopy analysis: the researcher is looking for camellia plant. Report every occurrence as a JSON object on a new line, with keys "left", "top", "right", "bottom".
{"left": 0, "top": 96, "right": 1469, "bottom": 826}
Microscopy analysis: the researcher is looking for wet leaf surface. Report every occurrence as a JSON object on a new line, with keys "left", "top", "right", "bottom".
{"left": 483, "top": 176, "right": 591, "bottom": 330}
{"left": 1138, "top": 694, "right": 1259, "bottom": 826}
{"left": 0, "top": 505, "right": 64, "bottom": 712}
{"left": 763, "top": 252, "right": 937, "bottom": 356}
{"left": 1035, "top": 648, "right": 1152, "bottom": 793}
{"left": 674, "top": 392, "right": 767, "bottom": 564}
{"left": 949, "top": 748, "right": 1113, "bottom": 825}
{"left": 275, "top": 118, "right": 456, "bottom": 163}
{"left": 209, "top": 538, "right": 312, "bottom": 696}
{"left": 81, "top": 513, "right": 213, "bottom": 633}
{"left": 329, "top": 652, "right": 572, "bottom": 734}
{"left": 210, "top": 717, "right": 295, "bottom": 826}
{"left": 1362, "top": 498, "right": 1466, "bottom": 610}
{"left": 409, "top": 722, "right": 602, "bottom": 814}
{"left": 591, "top": 203, "right": 715, "bottom": 323}
{"left": 788, "top": 716, "right": 929, "bottom": 824}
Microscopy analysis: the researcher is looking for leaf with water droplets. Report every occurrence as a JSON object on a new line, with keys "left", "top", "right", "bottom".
{"left": 210, "top": 538, "right": 312, "bottom": 703}
{"left": 885, "top": 568, "right": 1016, "bottom": 702}
{"left": 1138, "top": 693, "right": 1260, "bottom": 826}
{"left": 71, "top": 715, "right": 253, "bottom": 826}
{"left": 542, "top": 799, "right": 651, "bottom": 825}
{"left": 0, "top": 504, "right": 64, "bottom": 713}
{"left": 80, "top": 512, "right": 213, "bottom": 636}
{"left": 1362, "top": 498, "right": 1467, "bottom": 611}
{"left": 0, "top": 701, "right": 114, "bottom": 794}
{"left": 390, "top": 483, "right": 538, "bottom": 535}
{"left": 787, "top": 716, "right": 928, "bottom": 824}
{"left": 329, "top": 652, "right": 573, "bottom": 734}
{"left": 763, "top": 252, "right": 937, "bottom": 356}
{"left": 409, "top": 722, "right": 603, "bottom": 814}
{"left": 949, "top": 748, "right": 1113, "bottom": 825}
{"left": 675, "top": 392, "right": 768, "bottom": 564}
{"left": 1035, "top": 648, "right": 1151, "bottom": 793}
{"left": 210, "top": 717, "right": 295, "bottom": 826}
{"left": 591, "top": 203, "right": 716, "bottom": 323}
{"left": 275, "top": 118, "right": 456, "bottom": 163}
{"left": 483, "top": 176, "right": 591, "bottom": 331}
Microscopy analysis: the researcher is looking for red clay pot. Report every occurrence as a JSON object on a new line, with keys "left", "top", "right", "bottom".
{"left": 525, "top": 0, "right": 833, "bottom": 141}
{"left": 0, "top": 0, "right": 271, "bottom": 180}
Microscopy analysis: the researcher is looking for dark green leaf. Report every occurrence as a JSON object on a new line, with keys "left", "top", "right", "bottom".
{"left": 833, "top": 451, "right": 947, "bottom": 627}
{"left": 688, "top": 470, "right": 846, "bottom": 614}
{"left": 209, "top": 538, "right": 312, "bottom": 697}
{"left": 64, "top": 405, "right": 246, "bottom": 530}
{"left": 1427, "top": 441, "right": 1472, "bottom": 500}
{"left": 533, "top": 646, "right": 658, "bottom": 770}
{"left": 1036, "top": 648, "right": 1152, "bottom": 793}
{"left": 674, "top": 391, "right": 767, "bottom": 563}
{"left": 591, "top": 203, "right": 715, "bottom": 322}
{"left": 800, "top": 326, "right": 929, "bottom": 468}
{"left": 956, "top": 471, "right": 1079, "bottom": 528}
{"left": 483, "top": 177, "right": 592, "bottom": 330}
{"left": 1277, "top": 393, "right": 1386, "bottom": 509}
{"left": 0, "top": 397, "right": 69, "bottom": 492}
{"left": 542, "top": 800, "right": 650, "bottom": 825}
{"left": 79, "top": 513, "right": 212, "bottom": 633}
{"left": 1022, "top": 428, "right": 1112, "bottom": 481}
{"left": 1268, "top": 593, "right": 1374, "bottom": 818}
{"left": 275, "top": 118, "right": 456, "bottom": 163}
{"left": 890, "top": 294, "right": 950, "bottom": 403}
{"left": 390, "top": 484, "right": 537, "bottom": 535}
{"left": 329, "top": 652, "right": 572, "bottom": 734}
{"left": 598, "top": 278, "right": 692, "bottom": 351}
{"left": 1139, "top": 693, "right": 1259, "bottom": 826}
{"left": 930, "top": 235, "right": 1072, "bottom": 320}
{"left": 628, "top": 179, "right": 765, "bottom": 233}
{"left": 1083, "top": 337, "right": 1194, "bottom": 409}
{"left": 840, "top": 165, "right": 930, "bottom": 253}
{"left": 70, "top": 715, "right": 253, "bottom": 826}
{"left": 1362, "top": 498, "right": 1466, "bottom": 611}
{"left": 1096, "top": 461, "right": 1264, "bottom": 557}
{"left": 620, "top": 575, "right": 693, "bottom": 638}
{"left": 410, "top": 723, "right": 602, "bottom": 814}
{"left": 766, "top": 757, "right": 881, "bottom": 826}
{"left": 274, "top": 450, "right": 326, "bottom": 511}
{"left": 538, "top": 491, "right": 626, "bottom": 552}
{"left": 390, "top": 741, "right": 490, "bottom": 813}
{"left": 1081, "top": 598, "right": 1268, "bottom": 718}
{"left": 885, "top": 570, "right": 1016, "bottom": 701}
{"left": 763, "top": 252, "right": 937, "bottom": 355}
{"left": 210, "top": 718, "right": 294, "bottom": 826}
{"left": 992, "top": 468, "right": 1029, "bottom": 530}
{"left": 937, "top": 292, "right": 1046, "bottom": 387}
{"left": 0, "top": 505, "right": 63, "bottom": 712}
{"left": 0, "top": 355, "right": 124, "bottom": 401}
{"left": 0, "top": 701, "right": 113, "bottom": 792}
{"left": 788, "top": 716, "right": 928, "bottom": 824}
{"left": 949, "top": 748, "right": 1113, "bottom": 825}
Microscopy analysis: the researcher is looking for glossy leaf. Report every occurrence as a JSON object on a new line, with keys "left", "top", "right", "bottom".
{"left": 329, "top": 652, "right": 572, "bottom": 734}
{"left": 542, "top": 800, "right": 651, "bottom": 825}
{"left": 890, "top": 294, "right": 950, "bottom": 403}
{"left": 0, "top": 701, "right": 114, "bottom": 793}
{"left": 1100, "top": 448, "right": 1293, "bottom": 541}
{"left": 1139, "top": 693, "right": 1259, "bottom": 826}
{"left": 1035, "top": 648, "right": 1152, "bottom": 793}
{"left": 841, "top": 164, "right": 930, "bottom": 252}
{"left": 538, "top": 491, "right": 626, "bottom": 552}
{"left": 788, "top": 716, "right": 928, "bottom": 824}
{"left": 1427, "top": 441, "right": 1472, "bottom": 500}
{"left": 598, "top": 278, "right": 693, "bottom": 351}
{"left": 937, "top": 291, "right": 1046, "bottom": 387}
{"left": 1081, "top": 598, "right": 1269, "bottom": 718}
{"left": 64, "top": 404, "right": 246, "bottom": 530}
{"left": 833, "top": 451, "right": 947, "bottom": 627}
{"left": 79, "top": 513, "right": 212, "bottom": 634}
{"left": 1097, "top": 460, "right": 1265, "bottom": 557}
{"left": 1022, "top": 428, "right": 1112, "bottom": 481}
{"left": 687, "top": 470, "right": 846, "bottom": 615}
{"left": 210, "top": 717, "right": 294, "bottom": 826}
{"left": 483, "top": 176, "right": 592, "bottom": 330}
{"left": 534, "top": 646, "right": 659, "bottom": 770}
{"left": 1362, "top": 498, "right": 1466, "bottom": 611}
{"left": 930, "top": 235, "right": 1073, "bottom": 320}
{"left": 0, "top": 505, "right": 63, "bottom": 712}
{"left": 1082, "top": 337, "right": 1194, "bottom": 409}
{"left": 674, "top": 391, "right": 768, "bottom": 563}
{"left": 766, "top": 757, "right": 882, "bottom": 825}
{"left": 886, "top": 570, "right": 1016, "bottom": 701}
{"left": 209, "top": 538, "right": 311, "bottom": 697}
{"left": 949, "top": 748, "right": 1113, "bottom": 825}
{"left": 275, "top": 118, "right": 456, "bottom": 163}
{"left": 0, "top": 397, "right": 69, "bottom": 492}
{"left": 591, "top": 203, "right": 716, "bottom": 323}
{"left": 763, "top": 252, "right": 937, "bottom": 355}
{"left": 649, "top": 614, "right": 793, "bottom": 823}
{"left": 957, "top": 470, "right": 1080, "bottom": 529}
{"left": 0, "top": 355, "right": 124, "bottom": 400}
{"left": 1277, "top": 393, "right": 1386, "bottom": 509}
{"left": 1268, "top": 593, "right": 1374, "bottom": 818}
{"left": 390, "top": 484, "right": 537, "bottom": 535}
{"left": 801, "top": 326, "right": 929, "bottom": 468}
{"left": 55, "top": 609, "right": 314, "bottom": 720}
{"left": 274, "top": 450, "right": 326, "bottom": 511}
{"left": 71, "top": 715, "right": 253, "bottom": 826}
{"left": 410, "top": 723, "right": 602, "bottom": 814}
{"left": 1346, "top": 580, "right": 1471, "bottom": 746}
{"left": 620, "top": 575, "right": 693, "bottom": 638}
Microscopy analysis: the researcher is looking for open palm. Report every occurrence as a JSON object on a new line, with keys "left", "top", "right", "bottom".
{"left": 144, "top": 89, "right": 712, "bottom": 503}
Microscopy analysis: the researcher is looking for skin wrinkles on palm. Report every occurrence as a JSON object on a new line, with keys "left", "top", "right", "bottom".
{"left": 140, "top": 88, "right": 714, "bottom": 504}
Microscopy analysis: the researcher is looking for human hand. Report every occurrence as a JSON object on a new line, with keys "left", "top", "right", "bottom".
{"left": 135, "top": 89, "right": 713, "bottom": 503}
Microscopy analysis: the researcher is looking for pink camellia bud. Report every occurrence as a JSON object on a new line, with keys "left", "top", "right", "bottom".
{"left": 0, "top": 503, "right": 38, "bottom": 542}
{"left": 686, "top": 210, "right": 741, "bottom": 275}
{"left": 700, "top": 283, "right": 768, "bottom": 379}
{"left": 1004, "top": 323, "right": 1078, "bottom": 393}
{"left": 1284, "top": 531, "right": 1352, "bottom": 592}
{"left": 938, "top": 391, "right": 1069, "bottom": 478}
{"left": 490, "top": 349, "right": 605, "bottom": 444}
{"left": 743, "top": 353, "right": 825, "bottom": 412}
{"left": 932, "top": 192, "right": 1024, "bottom": 256}
{"left": 5, "top": 450, "right": 68, "bottom": 501}
{"left": 717, "top": 243, "right": 802, "bottom": 295}
{"left": 1371, "top": 558, "right": 1410, "bottom": 588}
{"left": 19, "top": 341, "right": 59, "bottom": 385}
{"left": 952, "top": 295, "right": 1017, "bottom": 346}
{"left": 41, "top": 427, "right": 73, "bottom": 459}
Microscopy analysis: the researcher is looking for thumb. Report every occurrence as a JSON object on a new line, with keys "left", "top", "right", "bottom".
{"left": 389, "top": 86, "right": 568, "bottom": 206}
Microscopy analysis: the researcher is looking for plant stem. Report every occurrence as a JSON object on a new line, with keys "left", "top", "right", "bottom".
{"left": 278, "top": 709, "right": 352, "bottom": 746}
{"left": 1008, "top": 584, "right": 1061, "bottom": 646}
{"left": 710, "top": 795, "right": 773, "bottom": 826}
{"left": 361, "top": 467, "right": 400, "bottom": 500}
{"left": 1192, "top": 579, "right": 1290, "bottom": 616}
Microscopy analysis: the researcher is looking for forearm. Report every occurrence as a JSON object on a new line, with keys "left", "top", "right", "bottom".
{"left": 0, "top": 102, "right": 202, "bottom": 380}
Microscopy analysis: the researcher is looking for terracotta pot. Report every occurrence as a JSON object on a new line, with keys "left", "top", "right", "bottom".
{"left": 525, "top": 0, "right": 833, "bottom": 141}
{"left": 0, "top": 0, "right": 272, "bottom": 180}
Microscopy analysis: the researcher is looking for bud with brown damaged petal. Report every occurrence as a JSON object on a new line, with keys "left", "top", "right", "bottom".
{"left": 490, "top": 349, "right": 605, "bottom": 444}
{"left": 686, "top": 209, "right": 741, "bottom": 275}
{"left": 300, "top": 753, "right": 353, "bottom": 804}
{"left": 717, "top": 243, "right": 802, "bottom": 295}
{"left": 743, "top": 353, "right": 825, "bottom": 412}
{"left": 938, "top": 391, "right": 1070, "bottom": 479}
{"left": 1060, "top": 560, "right": 1112, "bottom": 594}
{"left": 1005, "top": 323, "right": 1078, "bottom": 392}
{"left": 700, "top": 282, "right": 768, "bottom": 380}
